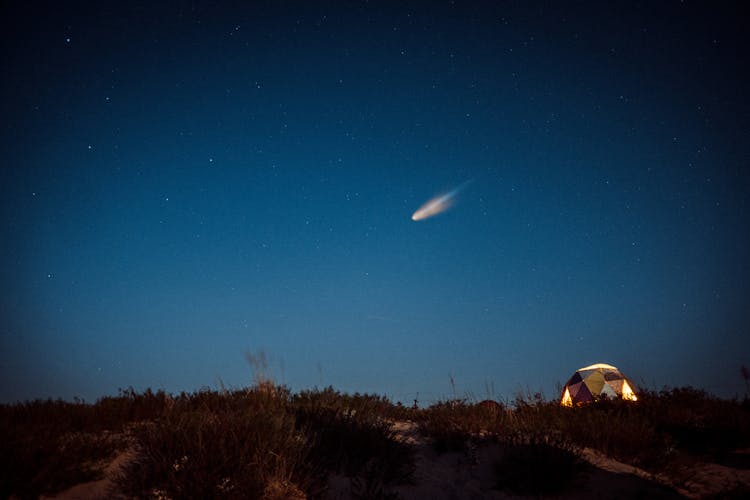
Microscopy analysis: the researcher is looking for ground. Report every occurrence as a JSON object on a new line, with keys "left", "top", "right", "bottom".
{"left": 42, "top": 421, "right": 750, "bottom": 500}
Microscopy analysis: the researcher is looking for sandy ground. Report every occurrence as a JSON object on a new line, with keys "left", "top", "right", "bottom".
{"left": 41, "top": 449, "right": 134, "bottom": 500}
{"left": 47, "top": 421, "right": 749, "bottom": 499}
{"left": 327, "top": 421, "right": 686, "bottom": 499}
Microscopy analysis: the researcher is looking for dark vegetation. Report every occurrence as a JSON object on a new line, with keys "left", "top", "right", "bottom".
{"left": 493, "top": 434, "right": 586, "bottom": 496}
{"left": 1, "top": 385, "right": 748, "bottom": 498}
{"left": 418, "top": 388, "right": 750, "bottom": 495}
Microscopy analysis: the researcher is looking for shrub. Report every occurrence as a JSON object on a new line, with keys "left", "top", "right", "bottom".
{"left": 494, "top": 433, "right": 586, "bottom": 496}
{"left": 417, "top": 399, "right": 507, "bottom": 453}
{"left": 294, "top": 388, "right": 414, "bottom": 487}
{"left": 561, "top": 399, "right": 673, "bottom": 470}
{"left": 0, "top": 399, "right": 127, "bottom": 498}
{"left": 115, "top": 386, "right": 323, "bottom": 499}
{"left": 640, "top": 388, "right": 750, "bottom": 459}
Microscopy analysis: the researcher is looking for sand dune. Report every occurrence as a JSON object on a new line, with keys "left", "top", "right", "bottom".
{"left": 45, "top": 421, "right": 750, "bottom": 499}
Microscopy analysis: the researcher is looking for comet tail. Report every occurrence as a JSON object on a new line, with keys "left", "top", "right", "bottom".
{"left": 411, "top": 192, "right": 456, "bottom": 221}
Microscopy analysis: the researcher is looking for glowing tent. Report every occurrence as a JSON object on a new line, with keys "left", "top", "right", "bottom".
{"left": 560, "top": 363, "right": 637, "bottom": 406}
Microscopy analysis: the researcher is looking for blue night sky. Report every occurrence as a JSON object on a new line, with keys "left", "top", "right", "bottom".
{"left": 1, "top": 1, "right": 748, "bottom": 404}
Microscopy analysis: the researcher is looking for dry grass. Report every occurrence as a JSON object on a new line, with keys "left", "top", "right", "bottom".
{"left": 0, "top": 396, "right": 133, "bottom": 498}
{"left": 115, "top": 386, "right": 320, "bottom": 499}
{"left": 1, "top": 383, "right": 748, "bottom": 498}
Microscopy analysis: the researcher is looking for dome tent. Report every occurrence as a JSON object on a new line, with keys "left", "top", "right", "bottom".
{"left": 560, "top": 363, "right": 637, "bottom": 406}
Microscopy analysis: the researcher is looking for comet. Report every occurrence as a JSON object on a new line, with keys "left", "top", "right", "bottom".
{"left": 411, "top": 180, "right": 472, "bottom": 221}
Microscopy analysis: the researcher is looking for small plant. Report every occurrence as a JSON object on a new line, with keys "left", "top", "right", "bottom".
{"left": 350, "top": 459, "right": 402, "bottom": 500}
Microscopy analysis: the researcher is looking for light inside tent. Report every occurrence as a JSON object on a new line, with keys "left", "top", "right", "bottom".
{"left": 621, "top": 380, "right": 638, "bottom": 401}
{"left": 561, "top": 388, "right": 573, "bottom": 407}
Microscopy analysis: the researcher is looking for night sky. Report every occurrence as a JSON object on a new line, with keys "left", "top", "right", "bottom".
{"left": 2, "top": 1, "right": 748, "bottom": 404}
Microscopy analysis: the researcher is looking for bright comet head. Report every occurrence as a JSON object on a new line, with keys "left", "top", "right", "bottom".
{"left": 411, "top": 193, "right": 454, "bottom": 221}
{"left": 411, "top": 180, "right": 471, "bottom": 221}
